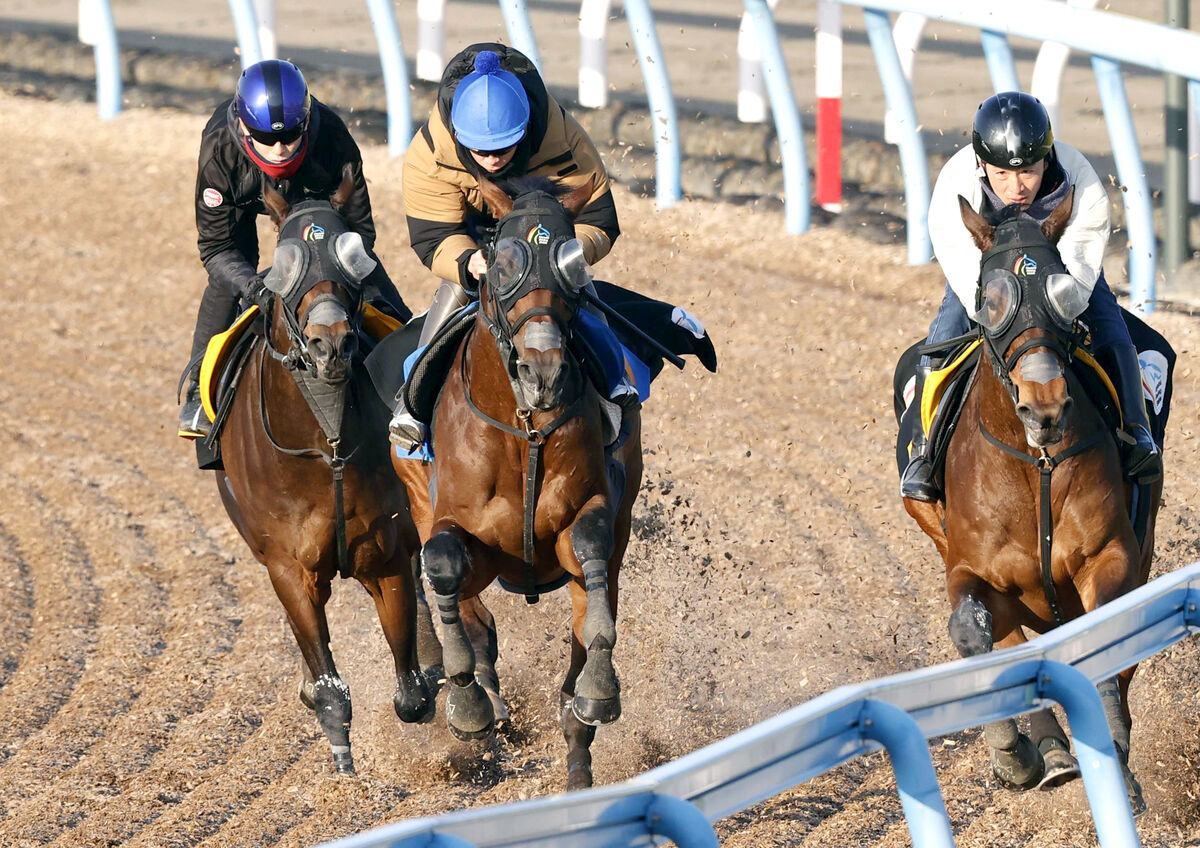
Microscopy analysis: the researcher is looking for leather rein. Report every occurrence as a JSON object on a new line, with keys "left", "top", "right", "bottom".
{"left": 978, "top": 337, "right": 1106, "bottom": 627}
{"left": 462, "top": 299, "right": 586, "bottom": 605}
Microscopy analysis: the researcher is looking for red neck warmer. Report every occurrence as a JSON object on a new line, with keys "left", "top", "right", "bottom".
{"left": 242, "top": 132, "right": 309, "bottom": 180}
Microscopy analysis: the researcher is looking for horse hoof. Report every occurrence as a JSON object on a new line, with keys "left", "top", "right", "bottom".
{"left": 1037, "top": 743, "right": 1080, "bottom": 790}
{"left": 991, "top": 734, "right": 1045, "bottom": 791}
{"left": 572, "top": 694, "right": 621, "bottom": 727}
{"left": 332, "top": 749, "right": 356, "bottom": 776}
{"left": 394, "top": 674, "right": 437, "bottom": 724}
{"left": 566, "top": 764, "right": 593, "bottom": 791}
{"left": 446, "top": 679, "right": 495, "bottom": 740}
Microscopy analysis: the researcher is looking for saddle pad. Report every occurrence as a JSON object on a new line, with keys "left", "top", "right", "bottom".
{"left": 404, "top": 306, "right": 478, "bottom": 424}
{"left": 200, "top": 306, "right": 261, "bottom": 422}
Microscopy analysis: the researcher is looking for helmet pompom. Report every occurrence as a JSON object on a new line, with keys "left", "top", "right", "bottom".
{"left": 474, "top": 51, "right": 502, "bottom": 75}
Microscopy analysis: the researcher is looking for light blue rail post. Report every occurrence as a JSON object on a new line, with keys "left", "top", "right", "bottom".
{"left": 862, "top": 8, "right": 932, "bottom": 264}
{"left": 623, "top": 0, "right": 682, "bottom": 207}
{"left": 979, "top": 30, "right": 1020, "bottom": 94}
{"left": 365, "top": 0, "right": 413, "bottom": 156}
{"left": 646, "top": 794, "right": 720, "bottom": 847}
{"left": 498, "top": 0, "right": 542, "bottom": 74}
{"left": 85, "top": 0, "right": 122, "bottom": 120}
{"left": 743, "top": 0, "right": 810, "bottom": 234}
{"left": 226, "top": 0, "right": 264, "bottom": 68}
{"left": 1035, "top": 661, "right": 1141, "bottom": 847}
{"left": 1092, "top": 57, "right": 1156, "bottom": 315}
{"left": 859, "top": 700, "right": 956, "bottom": 848}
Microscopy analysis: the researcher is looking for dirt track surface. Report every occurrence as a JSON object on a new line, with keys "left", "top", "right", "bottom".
{"left": 3, "top": 92, "right": 1200, "bottom": 847}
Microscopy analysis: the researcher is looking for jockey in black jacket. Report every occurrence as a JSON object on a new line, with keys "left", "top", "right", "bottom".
{"left": 179, "top": 58, "right": 409, "bottom": 438}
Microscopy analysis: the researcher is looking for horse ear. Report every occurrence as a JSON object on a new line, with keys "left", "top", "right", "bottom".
{"left": 561, "top": 176, "right": 595, "bottom": 219}
{"left": 263, "top": 179, "right": 291, "bottom": 227}
{"left": 477, "top": 177, "right": 514, "bottom": 219}
{"left": 958, "top": 195, "right": 994, "bottom": 253}
{"left": 330, "top": 163, "right": 356, "bottom": 212}
{"left": 1041, "top": 184, "right": 1075, "bottom": 245}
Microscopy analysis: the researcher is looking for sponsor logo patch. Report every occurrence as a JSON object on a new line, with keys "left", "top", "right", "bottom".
{"left": 302, "top": 223, "right": 326, "bottom": 242}
{"left": 202, "top": 187, "right": 223, "bottom": 208}
{"left": 1013, "top": 253, "right": 1037, "bottom": 276}
{"left": 526, "top": 225, "right": 551, "bottom": 245}
{"left": 671, "top": 306, "right": 706, "bottom": 339}
{"left": 1139, "top": 349, "right": 1168, "bottom": 415}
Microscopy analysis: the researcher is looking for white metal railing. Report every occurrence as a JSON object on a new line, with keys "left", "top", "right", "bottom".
{"left": 315, "top": 561, "right": 1200, "bottom": 847}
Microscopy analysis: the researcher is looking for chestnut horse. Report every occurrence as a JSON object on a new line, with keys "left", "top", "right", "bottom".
{"left": 903, "top": 189, "right": 1160, "bottom": 813}
{"left": 393, "top": 177, "right": 642, "bottom": 789}
{"left": 214, "top": 173, "right": 433, "bottom": 774}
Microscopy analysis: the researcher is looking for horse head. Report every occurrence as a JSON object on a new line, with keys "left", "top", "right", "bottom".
{"left": 959, "top": 188, "right": 1091, "bottom": 448}
{"left": 261, "top": 166, "right": 376, "bottom": 385}
{"left": 476, "top": 176, "right": 594, "bottom": 411}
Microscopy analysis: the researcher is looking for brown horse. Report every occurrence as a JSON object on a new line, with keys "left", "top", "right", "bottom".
{"left": 903, "top": 189, "right": 1160, "bottom": 813}
{"left": 392, "top": 177, "right": 643, "bottom": 790}
{"left": 213, "top": 172, "right": 433, "bottom": 774}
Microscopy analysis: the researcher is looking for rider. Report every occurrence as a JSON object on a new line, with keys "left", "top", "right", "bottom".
{"left": 178, "top": 58, "right": 410, "bottom": 439}
{"left": 900, "top": 91, "right": 1162, "bottom": 501}
{"left": 388, "top": 43, "right": 630, "bottom": 449}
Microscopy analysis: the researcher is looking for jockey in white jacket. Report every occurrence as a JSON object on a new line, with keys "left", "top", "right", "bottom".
{"left": 900, "top": 92, "right": 1161, "bottom": 502}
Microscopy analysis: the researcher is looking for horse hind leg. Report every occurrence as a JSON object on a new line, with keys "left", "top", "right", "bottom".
{"left": 560, "top": 691, "right": 598, "bottom": 791}
{"left": 569, "top": 512, "right": 621, "bottom": 727}
{"left": 1028, "top": 707, "right": 1080, "bottom": 789}
{"left": 411, "top": 550, "right": 445, "bottom": 694}
{"left": 949, "top": 593, "right": 1044, "bottom": 790}
{"left": 422, "top": 530, "right": 494, "bottom": 741}
{"left": 1098, "top": 675, "right": 1146, "bottom": 815}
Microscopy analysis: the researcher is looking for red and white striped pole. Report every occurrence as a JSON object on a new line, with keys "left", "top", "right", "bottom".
{"left": 815, "top": 0, "right": 842, "bottom": 212}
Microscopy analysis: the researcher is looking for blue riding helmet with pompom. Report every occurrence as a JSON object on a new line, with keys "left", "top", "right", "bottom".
{"left": 237, "top": 59, "right": 311, "bottom": 133}
{"left": 450, "top": 51, "right": 530, "bottom": 150}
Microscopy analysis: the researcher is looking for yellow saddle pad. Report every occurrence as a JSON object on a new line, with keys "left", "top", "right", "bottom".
{"left": 198, "top": 303, "right": 403, "bottom": 422}
{"left": 919, "top": 339, "right": 1122, "bottom": 437}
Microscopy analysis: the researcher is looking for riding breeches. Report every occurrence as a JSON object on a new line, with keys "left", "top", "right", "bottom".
{"left": 188, "top": 279, "right": 241, "bottom": 380}
{"left": 920, "top": 282, "right": 973, "bottom": 368}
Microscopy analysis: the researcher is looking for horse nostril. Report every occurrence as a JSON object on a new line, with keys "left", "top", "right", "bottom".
{"left": 339, "top": 334, "right": 358, "bottom": 359}
{"left": 1060, "top": 397, "right": 1073, "bottom": 421}
{"left": 1016, "top": 403, "right": 1031, "bottom": 420}
{"left": 307, "top": 338, "right": 331, "bottom": 361}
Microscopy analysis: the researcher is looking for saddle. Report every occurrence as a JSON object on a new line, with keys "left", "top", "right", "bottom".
{"left": 193, "top": 302, "right": 401, "bottom": 470}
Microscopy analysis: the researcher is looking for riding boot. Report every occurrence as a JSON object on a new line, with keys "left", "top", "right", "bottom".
{"left": 900, "top": 365, "right": 940, "bottom": 502}
{"left": 389, "top": 280, "right": 473, "bottom": 449}
{"left": 1107, "top": 343, "right": 1162, "bottom": 482}
{"left": 178, "top": 378, "right": 211, "bottom": 439}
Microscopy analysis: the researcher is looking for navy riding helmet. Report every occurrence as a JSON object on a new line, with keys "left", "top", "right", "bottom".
{"left": 236, "top": 59, "right": 311, "bottom": 140}
{"left": 972, "top": 92, "right": 1054, "bottom": 170}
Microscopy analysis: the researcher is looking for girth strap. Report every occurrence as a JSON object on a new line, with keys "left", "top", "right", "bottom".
{"left": 460, "top": 351, "right": 583, "bottom": 603}
{"left": 979, "top": 421, "right": 1107, "bottom": 626}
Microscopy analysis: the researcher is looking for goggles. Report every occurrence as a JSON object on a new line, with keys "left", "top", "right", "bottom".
{"left": 246, "top": 120, "right": 307, "bottom": 146}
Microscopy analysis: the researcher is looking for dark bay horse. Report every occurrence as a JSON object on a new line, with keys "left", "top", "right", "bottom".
{"left": 214, "top": 172, "right": 433, "bottom": 774}
{"left": 903, "top": 189, "right": 1161, "bottom": 812}
{"left": 393, "top": 177, "right": 642, "bottom": 790}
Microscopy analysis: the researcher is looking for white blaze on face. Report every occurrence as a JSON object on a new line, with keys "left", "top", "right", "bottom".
{"left": 523, "top": 322, "right": 563, "bottom": 352}
{"left": 1019, "top": 351, "right": 1063, "bottom": 385}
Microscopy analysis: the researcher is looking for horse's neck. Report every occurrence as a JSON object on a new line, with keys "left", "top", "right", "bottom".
{"left": 463, "top": 316, "right": 521, "bottom": 422}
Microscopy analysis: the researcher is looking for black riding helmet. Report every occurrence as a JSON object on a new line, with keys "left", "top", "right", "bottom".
{"left": 972, "top": 92, "right": 1054, "bottom": 169}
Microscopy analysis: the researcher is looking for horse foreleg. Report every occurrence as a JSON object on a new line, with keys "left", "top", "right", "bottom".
{"left": 358, "top": 568, "right": 435, "bottom": 724}
{"left": 267, "top": 561, "right": 355, "bottom": 775}
{"left": 421, "top": 528, "right": 494, "bottom": 740}
{"left": 460, "top": 595, "right": 509, "bottom": 722}
{"left": 411, "top": 550, "right": 445, "bottom": 693}
{"left": 563, "top": 508, "right": 620, "bottom": 727}
{"left": 1076, "top": 543, "right": 1145, "bottom": 813}
{"left": 947, "top": 582, "right": 1044, "bottom": 790}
